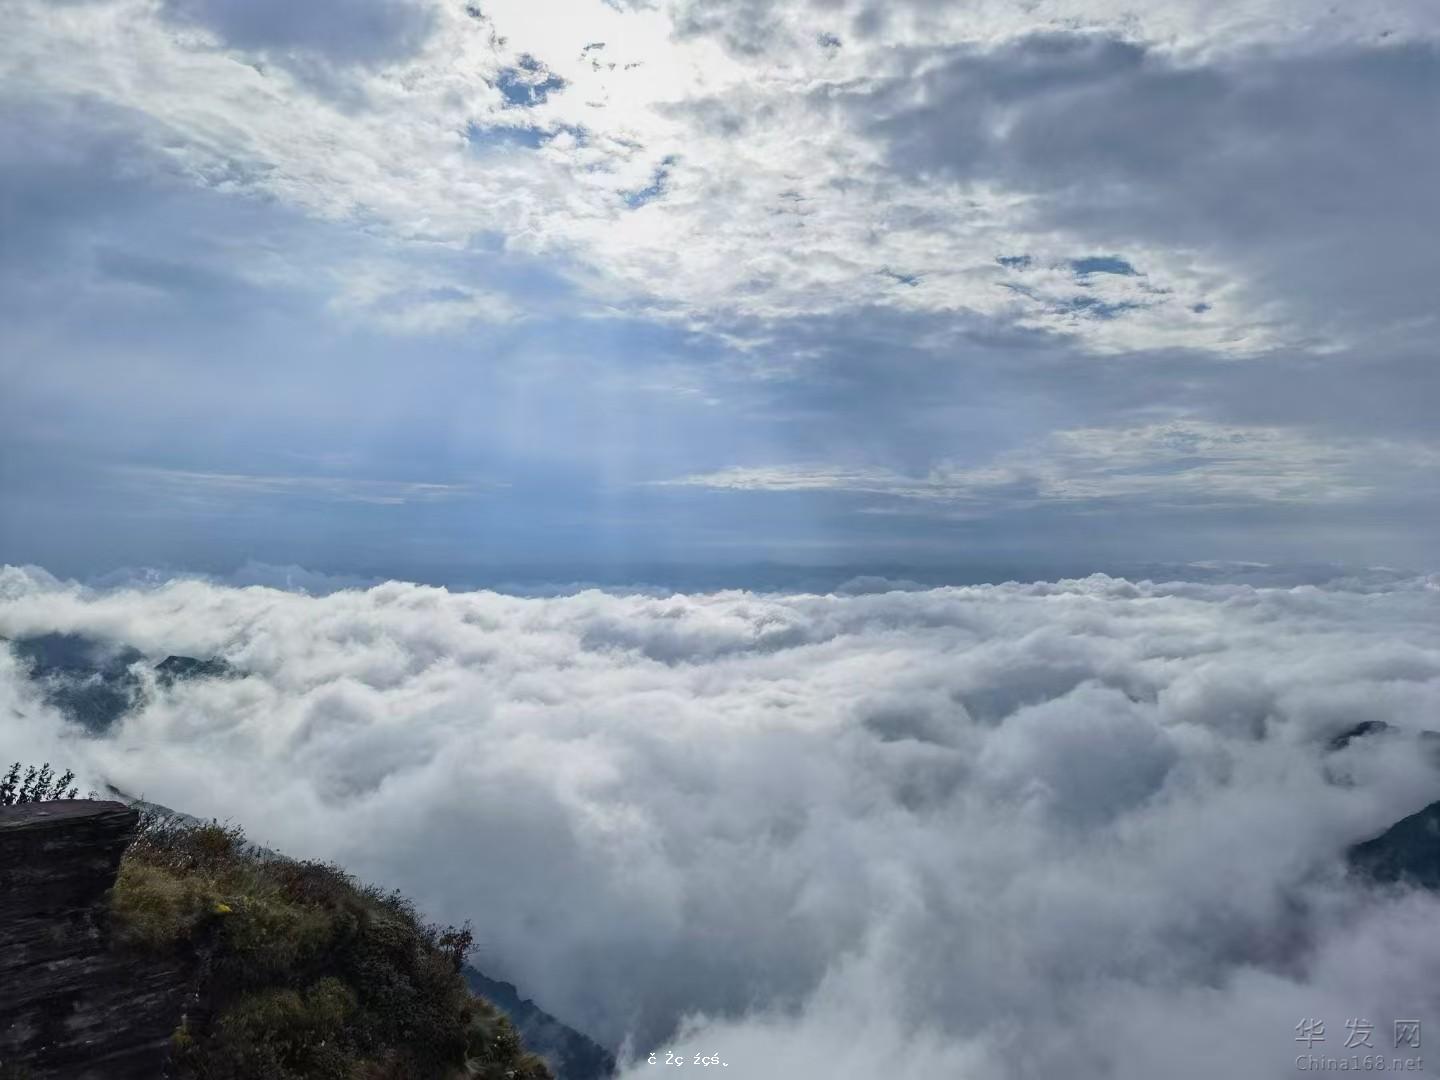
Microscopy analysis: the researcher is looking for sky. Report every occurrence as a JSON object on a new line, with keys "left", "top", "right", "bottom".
{"left": 2, "top": 0, "right": 1438, "bottom": 584}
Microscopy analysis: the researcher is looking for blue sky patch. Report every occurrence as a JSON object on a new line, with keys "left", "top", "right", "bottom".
{"left": 623, "top": 156, "right": 677, "bottom": 209}
{"left": 1059, "top": 294, "right": 1141, "bottom": 319}
{"left": 496, "top": 57, "right": 567, "bottom": 108}
{"left": 1070, "top": 255, "right": 1139, "bottom": 277}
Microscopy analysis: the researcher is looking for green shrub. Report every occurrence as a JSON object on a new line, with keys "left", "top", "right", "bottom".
{"left": 0, "top": 762, "right": 78, "bottom": 805}
{"left": 176, "top": 979, "right": 357, "bottom": 1079}
{"left": 112, "top": 815, "right": 553, "bottom": 1080}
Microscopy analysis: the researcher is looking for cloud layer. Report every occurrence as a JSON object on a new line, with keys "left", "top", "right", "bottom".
{"left": 3, "top": 565, "right": 1440, "bottom": 1077}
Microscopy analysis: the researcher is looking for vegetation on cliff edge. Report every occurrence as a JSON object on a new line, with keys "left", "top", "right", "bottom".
{"left": 0, "top": 762, "right": 79, "bottom": 805}
{"left": 111, "top": 813, "right": 553, "bottom": 1080}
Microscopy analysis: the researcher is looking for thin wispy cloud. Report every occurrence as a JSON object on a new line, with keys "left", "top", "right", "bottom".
{"left": 660, "top": 423, "right": 1439, "bottom": 513}
{"left": 116, "top": 467, "right": 493, "bottom": 506}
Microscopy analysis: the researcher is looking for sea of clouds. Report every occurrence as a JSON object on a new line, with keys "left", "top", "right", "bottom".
{"left": 2, "top": 563, "right": 1439, "bottom": 1078}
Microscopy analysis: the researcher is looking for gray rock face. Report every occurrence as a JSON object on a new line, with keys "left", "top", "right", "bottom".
{"left": 0, "top": 800, "right": 189, "bottom": 1079}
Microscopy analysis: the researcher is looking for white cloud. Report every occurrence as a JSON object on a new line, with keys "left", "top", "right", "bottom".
{"left": 3, "top": 565, "right": 1440, "bottom": 1077}
{"left": 660, "top": 421, "right": 1440, "bottom": 512}
{"left": 6, "top": 0, "right": 1432, "bottom": 353}
{"left": 326, "top": 260, "right": 521, "bottom": 333}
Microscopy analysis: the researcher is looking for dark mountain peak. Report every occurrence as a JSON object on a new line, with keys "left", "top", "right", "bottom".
{"left": 1348, "top": 800, "right": 1440, "bottom": 890}
{"left": 11, "top": 631, "right": 144, "bottom": 677}
{"left": 155, "top": 654, "right": 235, "bottom": 686}
{"left": 1327, "top": 720, "right": 1393, "bottom": 752}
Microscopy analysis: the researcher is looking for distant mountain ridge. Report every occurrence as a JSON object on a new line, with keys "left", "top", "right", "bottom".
{"left": 464, "top": 967, "right": 616, "bottom": 1080}
{"left": 4, "top": 631, "right": 238, "bottom": 731}
{"left": 1338, "top": 720, "right": 1440, "bottom": 891}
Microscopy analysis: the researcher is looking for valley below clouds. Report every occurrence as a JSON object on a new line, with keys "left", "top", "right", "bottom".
{"left": 3, "top": 564, "right": 1439, "bottom": 1078}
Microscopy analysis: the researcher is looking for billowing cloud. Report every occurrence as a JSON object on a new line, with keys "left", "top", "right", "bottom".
{"left": 3, "top": 565, "right": 1440, "bottom": 1077}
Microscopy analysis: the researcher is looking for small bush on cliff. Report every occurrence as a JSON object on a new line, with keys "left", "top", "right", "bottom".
{"left": 0, "top": 762, "right": 78, "bottom": 805}
{"left": 112, "top": 815, "right": 552, "bottom": 1080}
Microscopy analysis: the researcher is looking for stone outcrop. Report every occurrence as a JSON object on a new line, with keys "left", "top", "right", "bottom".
{"left": 0, "top": 789, "right": 608, "bottom": 1079}
{"left": 0, "top": 800, "right": 188, "bottom": 1079}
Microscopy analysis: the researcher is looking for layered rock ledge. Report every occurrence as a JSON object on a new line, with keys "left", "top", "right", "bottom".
{"left": 0, "top": 800, "right": 188, "bottom": 1079}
